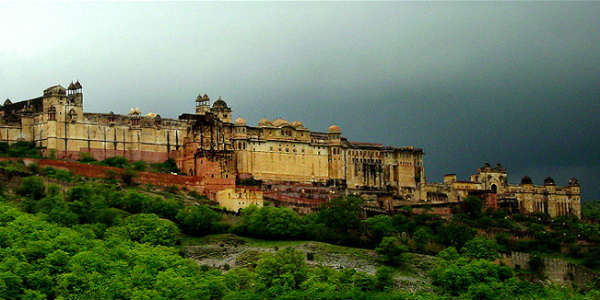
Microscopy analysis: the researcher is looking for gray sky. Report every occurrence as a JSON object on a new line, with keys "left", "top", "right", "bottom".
{"left": 1, "top": 2, "right": 598, "bottom": 200}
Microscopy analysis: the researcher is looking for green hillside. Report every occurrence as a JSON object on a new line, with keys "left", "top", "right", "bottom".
{"left": 0, "top": 158, "right": 598, "bottom": 299}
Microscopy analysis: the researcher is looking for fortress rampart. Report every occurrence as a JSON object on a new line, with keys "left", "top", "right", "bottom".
{"left": 1, "top": 83, "right": 581, "bottom": 217}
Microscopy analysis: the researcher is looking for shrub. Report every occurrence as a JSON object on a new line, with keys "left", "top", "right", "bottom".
{"left": 255, "top": 248, "right": 308, "bottom": 290}
{"left": 431, "top": 257, "right": 513, "bottom": 296}
{"left": 436, "top": 222, "right": 476, "bottom": 249}
{"left": 78, "top": 152, "right": 97, "bottom": 163}
{"left": 413, "top": 226, "right": 433, "bottom": 252}
{"left": 122, "top": 213, "right": 181, "bottom": 246}
{"left": 437, "top": 246, "right": 460, "bottom": 261}
{"left": 100, "top": 156, "right": 129, "bottom": 168}
{"left": 234, "top": 205, "right": 304, "bottom": 240}
{"left": 165, "top": 185, "right": 179, "bottom": 194}
{"left": 113, "top": 192, "right": 150, "bottom": 214}
{"left": 0, "top": 141, "right": 41, "bottom": 157}
{"left": 362, "top": 215, "right": 396, "bottom": 245}
{"left": 43, "top": 167, "right": 75, "bottom": 182}
{"left": 149, "top": 158, "right": 180, "bottom": 174}
{"left": 121, "top": 168, "right": 137, "bottom": 186}
{"left": 131, "top": 160, "right": 147, "bottom": 171}
{"left": 583, "top": 247, "right": 600, "bottom": 270}
{"left": 375, "top": 236, "right": 409, "bottom": 265}
{"left": 27, "top": 163, "right": 40, "bottom": 174}
{"left": 95, "top": 207, "right": 130, "bottom": 226}
{"left": 374, "top": 266, "right": 395, "bottom": 290}
{"left": 176, "top": 205, "right": 222, "bottom": 236}
{"left": 48, "top": 206, "right": 79, "bottom": 227}
{"left": 528, "top": 254, "right": 544, "bottom": 273}
{"left": 461, "top": 237, "right": 499, "bottom": 260}
{"left": 17, "top": 176, "right": 45, "bottom": 200}
{"left": 463, "top": 196, "right": 483, "bottom": 218}
{"left": 146, "top": 197, "right": 184, "bottom": 220}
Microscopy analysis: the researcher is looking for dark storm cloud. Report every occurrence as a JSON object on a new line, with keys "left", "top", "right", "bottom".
{"left": 1, "top": 2, "right": 598, "bottom": 199}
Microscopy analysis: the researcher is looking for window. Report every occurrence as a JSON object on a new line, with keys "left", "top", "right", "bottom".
{"left": 48, "top": 106, "right": 56, "bottom": 121}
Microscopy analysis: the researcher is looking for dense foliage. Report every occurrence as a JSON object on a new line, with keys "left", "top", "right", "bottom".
{"left": 0, "top": 165, "right": 598, "bottom": 299}
{"left": 77, "top": 154, "right": 181, "bottom": 174}
{"left": 0, "top": 141, "right": 41, "bottom": 158}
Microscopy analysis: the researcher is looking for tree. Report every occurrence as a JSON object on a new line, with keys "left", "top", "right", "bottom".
{"left": 437, "top": 246, "right": 460, "bottom": 261}
{"left": 131, "top": 160, "right": 147, "bottom": 171}
{"left": 315, "top": 196, "right": 364, "bottom": 245}
{"left": 17, "top": 176, "right": 45, "bottom": 200}
{"left": 255, "top": 248, "right": 309, "bottom": 291}
{"left": 121, "top": 168, "right": 137, "bottom": 186}
{"left": 463, "top": 196, "right": 483, "bottom": 218}
{"left": 461, "top": 237, "right": 499, "bottom": 260}
{"left": 437, "top": 222, "right": 476, "bottom": 249}
{"left": 122, "top": 213, "right": 180, "bottom": 246}
{"left": 528, "top": 254, "right": 544, "bottom": 273}
{"left": 375, "top": 236, "right": 409, "bottom": 265}
{"left": 583, "top": 247, "right": 600, "bottom": 270}
{"left": 235, "top": 206, "right": 304, "bottom": 239}
{"left": 176, "top": 205, "right": 222, "bottom": 236}
{"left": 318, "top": 196, "right": 363, "bottom": 234}
{"left": 431, "top": 257, "right": 513, "bottom": 296}
{"left": 362, "top": 215, "right": 396, "bottom": 245}
{"left": 374, "top": 266, "right": 395, "bottom": 291}
{"left": 413, "top": 227, "right": 433, "bottom": 252}
{"left": 100, "top": 156, "right": 129, "bottom": 168}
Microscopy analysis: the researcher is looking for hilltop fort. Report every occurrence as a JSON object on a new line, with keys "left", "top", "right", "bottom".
{"left": 0, "top": 83, "right": 581, "bottom": 217}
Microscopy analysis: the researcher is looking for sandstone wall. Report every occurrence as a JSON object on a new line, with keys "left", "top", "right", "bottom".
{"left": 501, "top": 251, "right": 597, "bottom": 287}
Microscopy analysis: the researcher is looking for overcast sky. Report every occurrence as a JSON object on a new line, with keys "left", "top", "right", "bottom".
{"left": 1, "top": 2, "right": 598, "bottom": 200}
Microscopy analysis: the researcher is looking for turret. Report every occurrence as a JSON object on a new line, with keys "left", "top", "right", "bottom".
{"left": 210, "top": 96, "right": 232, "bottom": 123}
{"left": 444, "top": 174, "right": 457, "bottom": 184}
{"left": 327, "top": 124, "right": 341, "bottom": 143}
{"left": 233, "top": 117, "right": 247, "bottom": 138}
{"left": 195, "top": 93, "right": 210, "bottom": 115}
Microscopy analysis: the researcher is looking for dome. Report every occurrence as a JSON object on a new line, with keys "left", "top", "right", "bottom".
{"left": 544, "top": 177, "right": 555, "bottom": 186}
{"left": 128, "top": 107, "right": 141, "bottom": 115}
{"left": 258, "top": 118, "right": 272, "bottom": 127}
{"left": 272, "top": 118, "right": 290, "bottom": 127}
{"left": 145, "top": 112, "right": 157, "bottom": 118}
{"left": 569, "top": 177, "right": 579, "bottom": 186}
{"left": 328, "top": 124, "right": 341, "bottom": 133}
{"left": 291, "top": 120, "right": 303, "bottom": 127}
{"left": 521, "top": 176, "right": 533, "bottom": 185}
{"left": 234, "top": 117, "right": 246, "bottom": 125}
{"left": 197, "top": 94, "right": 209, "bottom": 102}
{"left": 43, "top": 85, "right": 66, "bottom": 95}
{"left": 213, "top": 97, "right": 227, "bottom": 108}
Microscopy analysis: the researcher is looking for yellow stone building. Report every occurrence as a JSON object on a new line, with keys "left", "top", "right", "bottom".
{"left": 424, "top": 164, "right": 581, "bottom": 218}
{"left": 1, "top": 83, "right": 580, "bottom": 217}
{"left": 215, "top": 187, "right": 264, "bottom": 213}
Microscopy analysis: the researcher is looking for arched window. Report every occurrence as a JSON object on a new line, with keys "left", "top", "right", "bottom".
{"left": 491, "top": 184, "right": 497, "bottom": 193}
{"left": 68, "top": 109, "right": 77, "bottom": 122}
{"left": 48, "top": 106, "right": 56, "bottom": 121}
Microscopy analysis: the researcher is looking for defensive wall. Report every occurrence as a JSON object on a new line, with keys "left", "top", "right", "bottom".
{"left": 501, "top": 251, "right": 597, "bottom": 287}
{"left": 0, "top": 158, "right": 235, "bottom": 198}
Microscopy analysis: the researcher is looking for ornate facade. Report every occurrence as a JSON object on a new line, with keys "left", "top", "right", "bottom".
{"left": 424, "top": 164, "right": 581, "bottom": 218}
{"left": 1, "top": 83, "right": 580, "bottom": 217}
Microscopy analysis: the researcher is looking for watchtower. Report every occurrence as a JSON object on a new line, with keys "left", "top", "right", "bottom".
{"left": 195, "top": 94, "right": 210, "bottom": 115}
